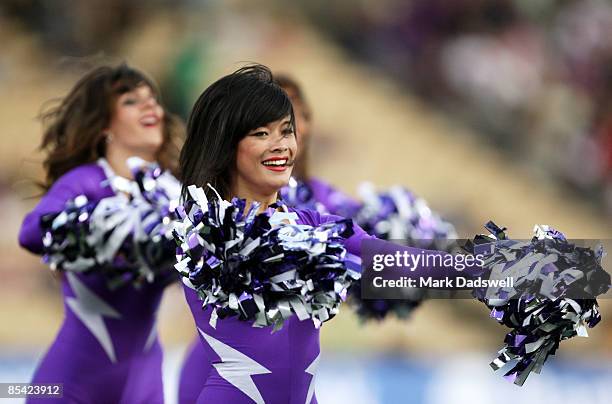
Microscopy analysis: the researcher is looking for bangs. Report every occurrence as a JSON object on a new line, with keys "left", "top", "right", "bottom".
{"left": 242, "top": 85, "right": 293, "bottom": 133}
{"left": 231, "top": 80, "right": 294, "bottom": 140}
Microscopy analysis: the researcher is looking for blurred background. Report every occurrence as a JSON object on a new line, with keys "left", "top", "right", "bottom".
{"left": 1, "top": 0, "right": 611, "bottom": 403}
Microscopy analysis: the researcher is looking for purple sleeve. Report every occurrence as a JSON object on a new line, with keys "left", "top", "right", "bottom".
{"left": 296, "top": 208, "right": 478, "bottom": 281}
{"left": 18, "top": 164, "right": 112, "bottom": 255}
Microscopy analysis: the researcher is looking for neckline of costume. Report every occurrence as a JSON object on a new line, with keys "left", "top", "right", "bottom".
{"left": 96, "top": 157, "right": 138, "bottom": 195}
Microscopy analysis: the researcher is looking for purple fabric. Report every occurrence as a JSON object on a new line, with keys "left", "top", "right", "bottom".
{"left": 181, "top": 209, "right": 335, "bottom": 404}
{"left": 20, "top": 163, "right": 166, "bottom": 404}
{"left": 178, "top": 339, "right": 212, "bottom": 404}
{"left": 179, "top": 207, "right": 445, "bottom": 403}
{"left": 178, "top": 178, "right": 363, "bottom": 401}
{"left": 184, "top": 288, "right": 320, "bottom": 404}
{"left": 178, "top": 177, "right": 359, "bottom": 404}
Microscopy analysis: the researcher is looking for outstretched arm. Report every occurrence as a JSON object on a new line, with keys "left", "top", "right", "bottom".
{"left": 303, "top": 209, "right": 482, "bottom": 281}
{"left": 18, "top": 165, "right": 111, "bottom": 254}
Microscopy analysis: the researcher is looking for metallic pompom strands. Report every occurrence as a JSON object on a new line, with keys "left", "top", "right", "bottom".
{"left": 41, "top": 159, "right": 181, "bottom": 288}
{"left": 279, "top": 177, "right": 363, "bottom": 219}
{"left": 355, "top": 183, "right": 457, "bottom": 248}
{"left": 470, "top": 221, "right": 610, "bottom": 386}
{"left": 41, "top": 195, "right": 99, "bottom": 272}
{"left": 173, "top": 184, "right": 361, "bottom": 331}
{"left": 353, "top": 183, "right": 458, "bottom": 321}
{"left": 279, "top": 177, "right": 325, "bottom": 214}
{"left": 281, "top": 179, "right": 458, "bottom": 321}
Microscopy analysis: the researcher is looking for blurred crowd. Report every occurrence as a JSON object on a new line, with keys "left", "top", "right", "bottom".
{"left": 301, "top": 0, "right": 612, "bottom": 215}
{"left": 1, "top": 0, "right": 611, "bottom": 378}
{"left": 5, "top": 0, "right": 612, "bottom": 216}
{"left": 1, "top": 0, "right": 143, "bottom": 54}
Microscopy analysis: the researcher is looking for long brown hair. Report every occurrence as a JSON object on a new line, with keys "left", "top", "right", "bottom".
{"left": 39, "top": 63, "right": 183, "bottom": 189}
{"left": 274, "top": 74, "right": 312, "bottom": 181}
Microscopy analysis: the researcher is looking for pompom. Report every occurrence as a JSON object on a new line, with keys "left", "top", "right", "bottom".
{"left": 279, "top": 177, "right": 326, "bottom": 213}
{"left": 281, "top": 179, "right": 459, "bottom": 321}
{"left": 350, "top": 184, "right": 458, "bottom": 320}
{"left": 347, "top": 280, "right": 426, "bottom": 321}
{"left": 173, "top": 184, "right": 361, "bottom": 331}
{"left": 280, "top": 177, "right": 362, "bottom": 218}
{"left": 355, "top": 183, "right": 457, "bottom": 247}
{"left": 470, "top": 221, "right": 611, "bottom": 386}
{"left": 41, "top": 158, "right": 181, "bottom": 288}
{"left": 41, "top": 195, "right": 99, "bottom": 271}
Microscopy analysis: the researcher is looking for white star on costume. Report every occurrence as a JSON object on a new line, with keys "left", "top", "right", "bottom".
{"left": 199, "top": 328, "right": 271, "bottom": 404}
{"left": 65, "top": 272, "right": 121, "bottom": 363}
{"left": 305, "top": 353, "right": 320, "bottom": 404}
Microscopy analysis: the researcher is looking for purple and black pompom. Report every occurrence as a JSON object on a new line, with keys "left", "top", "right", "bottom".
{"left": 173, "top": 184, "right": 361, "bottom": 330}
{"left": 41, "top": 159, "right": 180, "bottom": 288}
{"left": 468, "top": 221, "right": 610, "bottom": 386}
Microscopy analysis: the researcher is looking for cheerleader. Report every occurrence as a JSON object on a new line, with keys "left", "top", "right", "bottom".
{"left": 176, "top": 70, "right": 365, "bottom": 404}
{"left": 177, "top": 72, "right": 365, "bottom": 403}
{"left": 18, "top": 64, "right": 183, "bottom": 403}
{"left": 177, "top": 64, "right": 611, "bottom": 404}
{"left": 176, "top": 64, "right": 486, "bottom": 404}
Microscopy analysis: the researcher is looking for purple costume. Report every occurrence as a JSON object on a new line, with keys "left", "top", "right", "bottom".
{"left": 19, "top": 160, "right": 174, "bottom": 404}
{"left": 177, "top": 198, "right": 467, "bottom": 403}
{"left": 177, "top": 177, "right": 360, "bottom": 403}
{"left": 181, "top": 208, "right": 368, "bottom": 404}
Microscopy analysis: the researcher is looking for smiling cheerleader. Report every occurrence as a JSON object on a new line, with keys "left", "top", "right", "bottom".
{"left": 175, "top": 66, "right": 609, "bottom": 403}
{"left": 18, "top": 64, "right": 183, "bottom": 403}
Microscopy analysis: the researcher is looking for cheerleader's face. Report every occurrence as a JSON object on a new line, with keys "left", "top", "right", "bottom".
{"left": 106, "top": 85, "right": 164, "bottom": 156}
{"left": 234, "top": 116, "right": 297, "bottom": 198}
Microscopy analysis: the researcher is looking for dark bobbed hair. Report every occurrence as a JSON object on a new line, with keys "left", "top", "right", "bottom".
{"left": 39, "top": 63, "right": 183, "bottom": 189}
{"left": 180, "top": 64, "right": 295, "bottom": 200}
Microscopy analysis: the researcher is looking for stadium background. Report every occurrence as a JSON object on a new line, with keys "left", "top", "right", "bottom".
{"left": 0, "top": 1, "right": 611, "bottom": 403}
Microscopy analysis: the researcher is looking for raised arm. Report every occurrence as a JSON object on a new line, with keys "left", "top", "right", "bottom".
{"left": 298, "top": 209, "right": 482, "bottom": 281}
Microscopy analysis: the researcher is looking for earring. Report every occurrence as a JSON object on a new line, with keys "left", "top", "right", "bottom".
{"left": 105, "top": 132, "right": 114, "bottom": 143}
